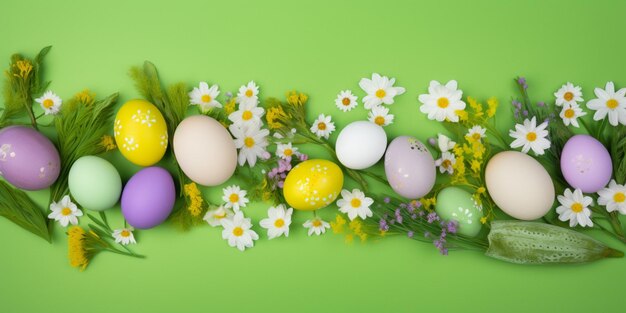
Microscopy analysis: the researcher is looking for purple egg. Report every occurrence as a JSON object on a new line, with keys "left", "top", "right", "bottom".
{"left": 0, "top": 126, "right": 60, "bottom": 190}
{"left": 384, "top": 136, "right": 436, "bottom": 199}
{"left": 560, "top": 134, "right": 612, "bottom": 193}
{"left": 121, "top": 167, "right": 175, "bottom": 229}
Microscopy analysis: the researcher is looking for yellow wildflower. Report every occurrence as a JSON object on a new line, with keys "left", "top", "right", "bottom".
{"left": 13, "top": 60, "right": 33, "bottom": 79}
{"left": 266, "top": 106, "right": 288, "bottom": 130}
{"left": 75, "top": 89, "right": 95, "bottom": 105}
{"left": 471, "top": 159, "right": 481, "bottom": 174}
{"left": 345, "top": 234, "right": 354, "bottom": 244}
{"left": 224, "top": 98, "right": 236, "bottom": 115}
{"left": 454, "top": 155, "right": 466, "bottom": 176}
{"left": 467, "top": 96, "right": 484, "bottom": 118}
{"left": 184, "top": 182, "right": 204, "bottom": 217}
{"left": 286, "top": 91, "right": 308, "bottom": 106}
{"left": 480, "top": 216, "right": 488, "bottom": 224}
{"left": 330, "top": 214, "right": 347, "bottom": 233}
{"left": 455, "top": 109, "right": 468, "bottom": 122}
{"left": 462, "top": 143, "right": 472, "bottom": 155}
{"left": 487, "top": 97, "right": 498, "bottom": 118}
{"left": 471, "top": 141, "right": 485, "bottom": 159}
{"left": 452, "top": 145, "right": 464, "bottom": 158}
{"left": 420, "top": 197, "right": 437, "bottom": 211}
{"left": 68, "top": 226, "right": 90, "bottom": 271}
{"left": 472, "top": 192, "right": 483, "bottom": 206}
{"left": 100, "top": 135, "right": 116, "bottom": 151}
{"left": 477, "top": 186, "right": 486, "bottom": 194}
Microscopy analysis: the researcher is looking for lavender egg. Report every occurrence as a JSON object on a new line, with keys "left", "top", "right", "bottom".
{"left": 0, "top": 126, "right": 60, "bottom": 190}
{"left": 121, "top": 167, "right": 175, "bottom": 229}
{"left": 560, "top": 134, "right": 612, "bottom": 193}
{"left": 384, "top": 136, "right": 436, "bottom": 199}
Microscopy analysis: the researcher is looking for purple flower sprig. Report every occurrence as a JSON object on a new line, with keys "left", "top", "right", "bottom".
{"left": 267, "top": 153, "right": 309, "bottom": 189}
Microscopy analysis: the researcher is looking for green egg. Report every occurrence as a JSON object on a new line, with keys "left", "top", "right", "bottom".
{"left": 435, "top": 187, "right": 483, "bottom": 237}
{"left": 68, "top": 156, "right": 122, "bottom": 211}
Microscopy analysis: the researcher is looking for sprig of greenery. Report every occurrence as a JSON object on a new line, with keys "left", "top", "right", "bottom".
{"left": 0, "top": 180, "right": 51, "bottom": 242}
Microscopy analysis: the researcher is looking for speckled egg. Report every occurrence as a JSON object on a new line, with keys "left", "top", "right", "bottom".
{"left": 0, "top": 126, "right": 60, "bottom": 190}
{"left": 560, "top": 134, "right": 612, "bottom": 193}
{"left": 114, "top": 99, "right": 168, "bottom": 166}
{"left": 283, "top": 159, "right": 344, "bottom": 211}
{"left": 435, "top": 187, "right": 483, "bottom": 237}
{"left": 384, "top": 136, "right": 436, "bottom": 199}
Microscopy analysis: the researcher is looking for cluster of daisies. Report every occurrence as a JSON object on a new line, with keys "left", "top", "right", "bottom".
{"left": 332, "top": 73, "right": 406, "bottom": 128}
{"left": 47, "top": 195, "right": 136, "bottom": 245}
{"left": 203, "top": 185, "right": 376, "bottom": 251}
{"left": 556, "top": 181, "right": 626, "bottom": 228}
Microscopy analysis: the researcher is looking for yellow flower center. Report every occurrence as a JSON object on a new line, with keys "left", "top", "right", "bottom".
{"left": 317, "top": 122, "right": 326, "bottom": 130}
{"left": 120, "top": 230, "right": 130, "bottom": 237}
{"left": 43, "top": 99, "right": 54, "bottom": 109}
{"left": 201, "top": 94, "right": 212, "bottom": 103}
{"left": 442, "top": 159, "right": 452, "bottom": 169}
{"left": 274, "top": 218, "right": 285, "bottom": 227}
{"left": 374, "top": 116, "right": 385, "bottom": 126}
{"left": 342, "top": 97, "right": 351, "bottom": 106}
{"left": 571, "top": 202, "right": 583, "bottom": 213}
{"left": 229, "top": 193, "right": 239, "bottom": 203}
{"left": 563, "top": 91, "right": 574, "bottom": 101}
{"left": 214, "top": 211, "right": 226, "bottom": 219}
{"left": 242, "top": 110, "right": 253, "bottom": 120}
{"left": 284, "top": 148, "right": 293, "bottom": 156}
{"left": 526, "top": 132, "right": 537, "bottom": 142}
{"left": 245, "top": 89, "right": 254, "bottom": 97}
{"left": 472, "top": 133, "right": 482, "bottom": 141}
{"left": 312, "top": 219, "right": 322, "bottom": 227}
{"left": 375, "top": 89, "right": 386, "bottom": 99}
{"left": 606, "top": 99, "right": 618, "bottom": 109}
{"left": 437, "top": 97, "right": 449, "bottom": 108}
{"left": 350, "top": 198, "right": 362, "bottom": 208}
{"left": 61, "top": 207, "right": 72, "bottom": 216}
{"left": 614, "top": 192, "right": 625, "bottom": 203}
{"left": 232, "top": 227, "right": 244, "bottom": 237}
{"left": 244, "top": 137, "right": 255, "bottom": 148}
{"left": 564, "top": 108, "right": 575, "bottom": 118}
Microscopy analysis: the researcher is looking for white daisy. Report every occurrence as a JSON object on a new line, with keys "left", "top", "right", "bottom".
{"left": 466, "top": 125, "right": 486, "bottom": 142}
{"left": 228, "top": 101, "right": 265, "bottom": 127}
{"left": 418, "top": 80, "right": 466, "bottom": 122}
{"left": 586, "top": 82, "right": 626, "bottom": 126}
{"left": 189, "top": 82, "right": 222, "bottom": 112}
{"left": 222, "top": 185, "right": 249, "bottom": 212}
{"left": 276, "top": 142, "right": 298, "bottom": 159}
{"left": 259, "top": 204, "right": 293, "bottom": 239}
{"left": 359, "top": 73, "right": 406, "bottom": 109}
{"left": 303, "top": 218, "right": 330, "bottom": 236}
{"left": 554, "top": 82, "right": 583, "bottom": 107}
{"left": 35, "top": 91, "right": 62, "bottom": 115}
{"left": 437, "top": 134, "right": 456, "bottom": 152}
{"left": 220, "top": 211, "right": 259, "bottom": 251}
{"left": 509, "top": 116, "right": 551, "bottom": 155}
{"left": 337, "top": 189, "right": 374, "bottom": 221}
{"left": 559, "top": 103, "right": 586, "bottom": 128}
{"left": 310, "top": 114, "right": 335, "bottom": 139}
{"left": 598, "top": 180, "right": 626, "bottom": 215}
{"left": 435, "top": 151, "right": 456, "bottom": 174}
{"left": 236, "top": 81, "right": 259, "bottom": 105}
{"left": 47, "top": 195, "right": 82, "bottom": 227}
{"left": 556, "top": 188, "right": 594, "bottom": 228}
{"left": 229, "top": 123, "right": 270, "bottom": 167}
{"left": 112, "top": 227, "right": 136, "bottom": 245}
{"left": 203, "top": 205, "right": 235, "bottom": 227}
{"left": 368, "top": 105, "right": 394, "bottom": 127}
{"left": 335, "top": 90, "right": 358, "bottom": 112}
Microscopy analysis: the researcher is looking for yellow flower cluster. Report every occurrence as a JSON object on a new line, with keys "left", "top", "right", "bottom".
{"left": 286, "top": 90, "right": 308, "bottom": 107}
{"left": 75, "top": 89, "right": 95, "bottom": 105}
{"left": 266, "top": 106, "right": 289, "bottom": 130}
{"left": 419, "top": 197, "right": 437, "bottom": 211}
{"left": 13, "top": 60, "right": 33, "bottom": 79}
{"left": 330, "top": 214, "right": 346, "bottom": 233}
{"left": 68, "top": 226, "right": 89, "bottom": 271}
{"left": 330, "top": 215, "right": 368, "bottom": 243}
{"left": 224, "top": 98, "right": 236, "bottom": 115}
{"left": 100, "top": 135, "right": 116, "bottom": 151}
{"left": 486, "top": 97, "right": 498, "bottom": 118}
{"left": 184, "top": 182, "right": 205, "bottom": 217}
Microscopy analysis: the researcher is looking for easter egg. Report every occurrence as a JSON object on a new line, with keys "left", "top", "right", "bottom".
{"left": 384, "top": 136, "right": 436, "bottom": 199}
{"left": 0, "top": 126, "right": 60, "bottom": 190}
{"left": 121, "top": 167, "right": 175, "bottom": 229}
{"left": 335, "top": 121, "right": 387, "bottom": 170}
{"left": 435, "top": 187, "right": 482, "bottom": 237}
{"left": 114, "top": 99, "right": 168, "bottom": 166}
{"left": 560, "top": 134, "right": 612, "bottom": 193}
{"left": 173, "top": 115, "right": 237, "bottom": 186}
{"left": 485, "top": 151, "right": 555, "bottom": 220}
{"left": 283, "top": 159, "right": 344, "bottom": 210}
{"left": 68, "top": 156, "right": 122, "bottom": 211}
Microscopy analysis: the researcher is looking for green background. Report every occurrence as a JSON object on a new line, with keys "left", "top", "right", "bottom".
{"left": 1, "top": 0, "right": 625, "bottom": 312}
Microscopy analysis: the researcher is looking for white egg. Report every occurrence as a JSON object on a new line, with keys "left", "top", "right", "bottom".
{"left": 335, "top": 121, "right": 387, "bottom": 170}
{"left": 173, "top": 115, "right": 237, "bottom": 186}
{"left": 485, "top": 151, "right": 555, "bottom": 220}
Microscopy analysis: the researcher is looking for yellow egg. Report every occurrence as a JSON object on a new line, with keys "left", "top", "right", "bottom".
{"left": 283, "top": 159, "right": 344, "bottom": 211}
{"left": 114, "top": 99, "right": 168, "bottom": 166}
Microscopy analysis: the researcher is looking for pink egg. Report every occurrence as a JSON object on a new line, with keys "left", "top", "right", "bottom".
{"left": 384, "top": 136, "right": 436, "bottom": 199}
{"left": 0, "top": 126, "right": 60, "bottom": 190}
{"left": 560, "top": 135, "right": 612, "bottom": 193}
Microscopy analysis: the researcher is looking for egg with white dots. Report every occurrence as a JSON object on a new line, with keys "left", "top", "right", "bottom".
{"left": 283, "top": 159, "right": 344, "bottom": 211}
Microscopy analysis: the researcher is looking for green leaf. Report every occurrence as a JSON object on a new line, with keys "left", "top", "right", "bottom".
{"left": 0, "top": 180, "right": 51, "bottom": 242}
{"left": 486, "top": 221, "right": 623, "bottom": 264}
